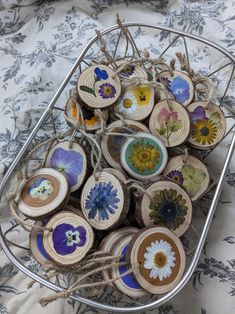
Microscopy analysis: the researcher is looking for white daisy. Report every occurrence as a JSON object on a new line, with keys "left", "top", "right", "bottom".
{"left": 116, "top": 92, "right": 138, "bottom": 114}
{"left": 144, "top": 239, "right": 176, "bottom": 281}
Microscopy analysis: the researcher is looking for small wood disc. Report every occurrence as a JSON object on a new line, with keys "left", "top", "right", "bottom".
{"left": 111, "top": 233, "right": 148, "bottom": 298}
{"left": 187, "top": 101, "right": 226, "bottom": 150}
{"left": 127, "top": 226, "right": 186, "bottom": 294}
{"left": 120, "top": 132, "right": 168, "bottom": 180}
{"left": 43, "top": 211, "right": 94, "bottom": 265}
{"left": 65, "top": 96, "right": 108, "bottom": 131}
{"left": 114, "top": 79, "right": 154, "bottom": 121}
{"left": 101, "top": 120, "right": 149, "bottom": 170}
{"left": 116, "top": 62, "right": 148, "bottom": 80}
{"left": 29, "top": 222, "right": 53, "bottom": 266}
{"left": 18, "top": 168, "right": 69, "bottom": 219}
{"left": 163, "top": 154, "right": 210, "bottom": 201}
{"left": 137, "top": 179, "right": 192, "bottom": 236}
{"left": 81, "top": 172, "right": 130, "bottom": 230}
{"left": 103, "top": 168, "right": 127, "bottom": 183}
{"left": 77, "top": 65, "right": 121, "bottom": 109}
{"left": 45, "top": 141, "right": 87, "bottom": 192}
{"left": 149, "top": 100, "right": 191, "bottom": 147}
{"left": 159, "top": 70, "right": 194, "bottom": 106}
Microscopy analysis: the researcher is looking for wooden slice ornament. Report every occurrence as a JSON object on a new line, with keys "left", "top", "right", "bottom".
{"left": 163, "top": 154, "right": 210, "bottom": 201}
{"left": 65, "top": 96, "right": 108, "bottom": 131}
{"left": 121, "top": 132, "right": 168, "bottom": 180}
{"left": 101, "top": 120, "right": 149, "bottom": 170}
{"left": 18, "top": 168, "right": 69, "bottom": 219}
{"left": 45, "top": 141, "right": 87, "bottom": 192}
{"left": 116, "top": 61, "right": 148, "bottom": 80}
{"left": 149, "top": 100, "right": 191, "bottom": 147}
{"left": 187, "top": 101, "right": 226, "bottom": 150}
{"left": 77, "top": 65, "right": 121, "bottom": 109}
{"left": 136, "top": 179, "right": 192, "bottom": 237}
{"left": 159, "top": 70, "right": 194, "bottom": 106}
{"left": 127, "top": 226, "right": 186, "bottom": 294}
{"left": 81, "top": 172, "right": 130, "bottom": 230}
{"left": 114, "top": 78, "right": 154, "bottom": 121}
{"left": 103, "top": 168, "right": 127, "bottom": 183}
{"left": 43, "top": 211, "right": 94, "bottom": 265}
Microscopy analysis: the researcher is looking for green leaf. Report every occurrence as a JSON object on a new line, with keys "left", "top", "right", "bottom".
{"left": 156, "top": 127, "right": 166, "bottom": 135}
{"left": 210, "top": 112, "right": 221, "bottom": 124}
{"left": 79, "top": 85, "right": 96, "bottom": 97}
{"left": 170, "top": 120, "right": 182, "bottom": 132}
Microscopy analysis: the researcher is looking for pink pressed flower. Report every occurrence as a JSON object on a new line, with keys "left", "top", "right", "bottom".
{"left": 169, "top": 111, "right": 178, "bottom": 122}
{"left": 158, "top": 108, "right": 170, "bottom": 124}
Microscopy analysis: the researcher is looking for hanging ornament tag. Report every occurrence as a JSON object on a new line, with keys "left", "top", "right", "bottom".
{"left": 45, "top": 141, "right": 87, "bottom": 192}
{"left": 116, "top": 62, "right": 148, "bottom": 80}
{"left": 121, "top": 132, "right": 168, "bottom": 180}
{"left": 18, "top": 168, "right": 69, "bottom": 219}
{"left": 43, "top": 211, "right": 94, "bottom": 265}
{"left": 163, "top": 154, "right": 210, "bottom": 201}
{"left": 77, "top": 65, "right": 121, "bottom": 109}
{"left": 136, "top": 179, "right": 192, "bottom": 237}
{"left": 187, "top": 101, "right": 226, "bottom": 150}
{"left": 149, "top": 99, "right": 191, "bottom": 147}
{"left": 81, "top": 172, "right": 130, "bottom": 230}
{"left": 127, "top": 226, "right": 185, "bottom": 294}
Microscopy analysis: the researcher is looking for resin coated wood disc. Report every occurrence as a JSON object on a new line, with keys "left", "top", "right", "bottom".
{"left": 101, "top": 119, "right": 149, "bottom": 170}
{"left": 43, "top": 211, "right": 94, "bottom": 265}
{"left": 77, "top": 65, "right": 121, "bottom": 109}
{"left": 103, "top": 168, "right": 127, "bottom": 183}
{"left": 187, "top": 101, "right": 226, "bottom": 150}
{"left": 111, "top": 233, "right": 148, "bottom": 298}
{"left": 127, "top": 226, "right": 186, "bottom": 294}
{"left": 149, "top": 100, "right": 191, "bottom": 147}
{"left": 136, "top": 179, "right": 192, "bottom": 237}
{"left": 114, "top": 79, "right": 154, "bottom": 121}
{"left": 65, "top": 96, "right": 108, "bottom": 131}
{"left": 30, "top": 222, "right": 54, "bottom": 266}
{"left": 163, "top": 154, "right": 210, "bottom": 201}
{"left": 18, "top": 168, "right": 69, "bottom": 219}
{"left": 116, "top": 62, "right": 148, "bottom": 80}
{"left": 159, "top": 70, "right": 194, "bottom": 106}
{"left": 81, "top": 172, "right": 130, "bottom": 230}
{"left": 120, "top": 132, "right": 168, "bottom": 180}
{"left": 45, "top": 141, "right": 87, "bottom": 192}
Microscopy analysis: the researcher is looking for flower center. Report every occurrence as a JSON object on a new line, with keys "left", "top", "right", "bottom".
{"left": 161, "top": 202, "right": 177, "bottom": 220}
{"left": 140, "top": 151, "right": 149, "bottom": 161}
{"left": 200, "top": 126, "right": 209, "bottom": 136}
{"left": 173, "top": 175, "right": 179, "bottom": 182}
{"left": 154, "top": 251, "right": 167, "bottom": 268}
{"left": 104, "top": 87, "right": 112, "bottom": 95}
{"left": 123, "top": 98, "right": 133, "bottom": 108}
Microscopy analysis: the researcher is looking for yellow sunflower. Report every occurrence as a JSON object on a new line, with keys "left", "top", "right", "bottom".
{"left": 129, "top": 142, "right": 160, "bottom": 172}
{"left": 192, "top": 118, "right": 217, "bottom": 145}
{"left": 133, "top": 85, "right": 151, "bottom": 106}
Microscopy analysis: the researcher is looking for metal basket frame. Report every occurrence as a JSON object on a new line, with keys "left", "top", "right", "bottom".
{"left": 0, "top": 23, "right": 235, "bottom": 313}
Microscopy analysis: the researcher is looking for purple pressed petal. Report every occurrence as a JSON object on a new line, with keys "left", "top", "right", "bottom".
{"left": 190, "top": 106, "right": 206, "bottom": 122}
{"left": 52, "top": 223, "right": 76, "bottom": 256}
{"left": 74, "top": 226, "right": 86, "bottom": 238}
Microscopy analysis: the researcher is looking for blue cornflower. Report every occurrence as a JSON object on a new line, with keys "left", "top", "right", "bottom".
{"left": 85, "top": 181, "right": 120, "bottom": 221}
{"left": 169, "top": 76, "right": 190, "bottom": 104}
{"left": 94, "top": 67, "right": 108, "bottom": 80}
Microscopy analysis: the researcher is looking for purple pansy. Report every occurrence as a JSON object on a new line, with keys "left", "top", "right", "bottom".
{"left": 98, "top": 83, "right": 116, "bottom": 99}
{"left": 119, "top": 64, "right": 135, "bottom": 78}
{"left": 52, "top": 223, "right": 86, "bottom": 256}
{"left": 190, "top": 106, "right": 206, "bottom": 123}
{"left": 50, "top": 147, "right": 83, "bottom": 188}
{"left": 167, "top": 170, "right": 184, "bottom": 185}
{"left": 169, "top": 76, "right": 190, "bottom": 104}
{"left": 94, "top": 67, "right": 108, "bottom": 80}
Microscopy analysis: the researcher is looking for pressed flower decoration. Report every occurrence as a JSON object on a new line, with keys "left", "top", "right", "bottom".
{"left": 119, "top": 64, "right": 135, "bottom": 78}
{"left": 116, "top": 92, "right": 138, "bottom": 114}
{"left": 85, "top": 181, "right": 120, "bottom": 221}
{"left": 133, "top": 85, "right": 151, "bottom": 106}
{"left": 167, "top": 170, "right": 184, "bottom": 185}
{"left": 71, "top": 101, "right": 99, "bottom": 127}
{"left": 181, "top": 164, "right": 206, "bottom": 197}
{"left": 98, "top": 83, "right": 116, "bottom": 99}
{"left": 162, "top": 76, "right": 190, "bottom": 104}
{"left": 149, "top": 189, "right": 188, "bottom": 230}
{"left": 28, "top": 178, "right": 53, "bottom": 201}
{"left": 144, "top": 239, "right": 176, "bottom": 281}
{"left": 52, "top": 223, "right": 87, "bottom": 256}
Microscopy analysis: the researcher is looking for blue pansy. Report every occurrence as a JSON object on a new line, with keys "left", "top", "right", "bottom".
{"left": 52, "top": 223, "right": 86, "bottom": 256}
{"left": 50, "top": 147, "right": 83, "bottom": 188}
{"left": 85, "top": 181, "right": 120, "bottom": 221}
{"left": 94, "top": 67, "right": 108, "bottom": 80}
{"left": 169, "top": 76, "right": 190, "bottom": 104}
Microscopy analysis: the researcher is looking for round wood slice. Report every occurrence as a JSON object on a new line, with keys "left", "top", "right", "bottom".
{"left": 18, "top": 168, "right": 69, "bottom": 219}
{"left": 103, "top": 168, "right": 127, "bottom": 183}
{"left": 113, "top": 78, "right": 155, "bottom": 121}
{"left": 158, "top": 70, "right": 194, "bottom": 106}
{"left": 110, "top": 233, "right": 148, "bottom": 298}
{"left": 120, "top": 132, "right": 168, "bottom": 180}
{"left": 81, "top": 172, "right": 130, "bottom": 230}
{"left": 136, "top": 179, "right": 192, "bottom": 237}
{"left": 101, "top": 120, "right": 149, "bottom": 170}
{"left": 65, "top": 96, "right": 108, "bottom": 132}
{"left": 45, "top": 140, "right": 87, "bottom": 192}
{"left": 29, "top": 221, "right": 54, "bottom": 266}
{"left": 116, "top": 61, "right": 148, "bottom": 80}
{"left": 43, "top": 211, "right": 94, "bottom": 266}
{"left": 77, "top": 65, "right": 121, "bottom": 109}
{"left": 149, "top": 99, "right": 191, "bottom": 147}
{"left": 187, "top": 101, "right": 226, "bottom": 150}
{"left": 163, "top": 154, "right": 210, "bottom": 201}
{"left": 126, "top": 226, "right": 186, "bottom": 294}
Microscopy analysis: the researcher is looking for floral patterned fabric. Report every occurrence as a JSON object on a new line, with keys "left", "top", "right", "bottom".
{"left": 0, "top": 1, "right": 235, "bottom": 313}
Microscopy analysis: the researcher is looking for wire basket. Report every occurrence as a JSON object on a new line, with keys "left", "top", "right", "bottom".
{"left": 0, "top": 23, "right": 235, "bottom": 313}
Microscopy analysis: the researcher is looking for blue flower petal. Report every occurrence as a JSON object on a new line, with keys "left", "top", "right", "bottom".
{"left": 74, "top": 226, "right": 87, "bottom": 247}
{"left": 52, "top": 223, "right": 76, "bottom": 256}
{"left": 169, "top": 76, "right": 190, "bottom": 104}
{"left": 94, "top": 67, "right": 108, "bottom": 80}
